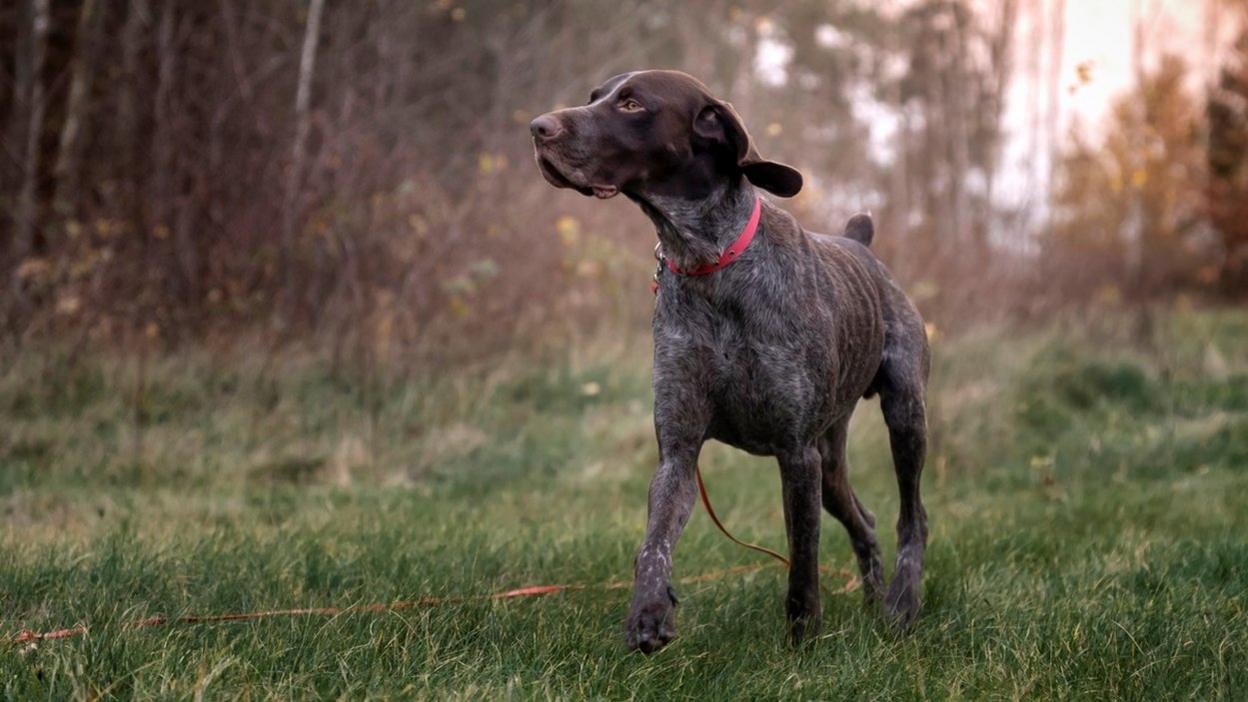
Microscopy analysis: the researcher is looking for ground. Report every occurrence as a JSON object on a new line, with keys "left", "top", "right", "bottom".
{"left": 2, "top": 309, "right": 1246, "bottom": 699}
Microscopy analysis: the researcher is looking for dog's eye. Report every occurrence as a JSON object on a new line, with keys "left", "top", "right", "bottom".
{"left": 618, "top": 98, "right": 644, "bottom": 113}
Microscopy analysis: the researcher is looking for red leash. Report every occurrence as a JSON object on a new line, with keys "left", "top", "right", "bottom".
{"left": 11, "top": 464, "right": 853, "bottom": 646}
{"left": 695, "top": 464, "right": 790, "bottom": 566}
{"left": 10, "top": 584, "right": 621, "bottom": 645}
{"left": 695, "top": 465, "right": 855, "bottom": 598}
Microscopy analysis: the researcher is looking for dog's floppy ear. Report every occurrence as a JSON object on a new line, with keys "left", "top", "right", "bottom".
{"left": 694, "top": 100, "right": 803, "bottom": 198}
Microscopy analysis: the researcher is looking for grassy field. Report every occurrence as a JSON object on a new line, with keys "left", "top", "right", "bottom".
{"left": 2, "top": 309, "right": 1246, "bottom": 699}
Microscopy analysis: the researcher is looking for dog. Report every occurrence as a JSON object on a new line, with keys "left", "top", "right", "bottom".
{"left": 530, "top": 70, "right": 929, "bottom": 653}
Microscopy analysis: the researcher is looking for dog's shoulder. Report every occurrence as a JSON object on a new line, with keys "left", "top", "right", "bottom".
{"left": 759, "top": 201, "right": 804, "bottom": 246}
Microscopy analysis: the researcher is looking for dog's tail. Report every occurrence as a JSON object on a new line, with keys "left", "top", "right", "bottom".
{"left": 844, "top": 213, "right": 874, "bottom": 247}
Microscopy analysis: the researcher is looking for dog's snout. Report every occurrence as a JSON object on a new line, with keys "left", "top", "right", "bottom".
{"left": 529, "top": 114, "right": 563, "bottom": 141}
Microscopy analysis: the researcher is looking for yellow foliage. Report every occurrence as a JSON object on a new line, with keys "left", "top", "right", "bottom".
{"left": 477, "top": 153, "right": 508, "bottom": 175}
{"left": 448, "top": 295, "right": 470, "bottom": 317}
{"left": 17, "top": 258, "right": 51, "bottom": 281}
{"left": 93, "top": 219, "right": 125, "bottom": 238}
{"left": 1075, "top": 61, "right": 1093, "bottom": 85}
{"left": 556, "top": 216, "right": 580, "bottom": 246}
{"left": 576, "top": 260, "right": 602, "bottom": 278}
{"left": 56, "top": 295, "right": 82, "bottom": 316}
{"left": 1095, "top": 284, "right": 1122, "bottom": 305}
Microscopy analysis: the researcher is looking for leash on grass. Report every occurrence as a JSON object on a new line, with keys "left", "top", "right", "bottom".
{"left": 10, "top": 465, "right": 856, "bottom": 646}
{"left": 694, "top": 465, "right": 858, "bottom": 599}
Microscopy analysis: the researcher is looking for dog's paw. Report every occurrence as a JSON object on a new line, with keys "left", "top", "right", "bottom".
{"left": 624, "top": 586, "right": 678, "bottom": 654}
{"left": 883, "top": 578, "right": 921, "bottom": 629}
{"left": 785, "top": 592, "right": 822, "bottom": 645}
{"left": 786, "top": 613, "right": 821, "bottom": 645}
{"left": 860, "top": 566, "right": 886, "bottom": 611}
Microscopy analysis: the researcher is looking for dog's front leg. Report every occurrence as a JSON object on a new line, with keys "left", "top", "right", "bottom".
{"left": 624, "top": 439, "right": 701, "bottom": 654}
{"left": 778, "top": 445, "right": 823, "bottom": 644}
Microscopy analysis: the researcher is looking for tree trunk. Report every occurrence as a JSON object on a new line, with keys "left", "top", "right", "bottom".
{"left": 53, "top": 0, "right": 103, "bottom": 220}
{"left": 984, "top": 0, "right": 1018, "bottom": 257}
{"left": 947, "top": 4, "right": 972, "bottom": 256}
{"left": 152, "top": 1, "right": 176, "bottom": 249}
{"left": 116, "top": 0, "right": 150, "bottom": 219}
{"left": 3, "top": 2, "right": 32, "bottom": 249}
{"left": 1045, "top": 0, "right": 1066, "bottom": 240}
{"left": 283, "top": 0, "right": 326, "bottom": 257}
{"left": 11, "top": 0, "right": 50, "bottom": 303}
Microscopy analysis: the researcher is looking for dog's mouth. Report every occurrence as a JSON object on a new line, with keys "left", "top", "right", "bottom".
{"left": 535, "top": 153, "right": 619, "bottom": 199}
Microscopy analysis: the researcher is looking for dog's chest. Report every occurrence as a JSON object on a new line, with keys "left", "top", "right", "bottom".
{"left": 699, "top": 312, "right": 837, "bottom": 453}
{"left": 654, "top": 283, "right": 884, "bottom": 454}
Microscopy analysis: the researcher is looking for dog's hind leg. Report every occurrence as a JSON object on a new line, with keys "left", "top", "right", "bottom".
{"left": 820, "top": 416, "right": 884, "bottom": 607}
{"left": 777, "top": 444, "right": 823, "bottom": 644}
{"left": 877, "top": 325, "right": 930, "bottom": 627}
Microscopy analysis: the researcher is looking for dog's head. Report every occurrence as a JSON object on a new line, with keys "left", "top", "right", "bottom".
{"left": 530, "top": 70, "right": 802, "bottom": 201}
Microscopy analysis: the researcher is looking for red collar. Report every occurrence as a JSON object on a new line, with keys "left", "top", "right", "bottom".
{"left": 666, "top": 196, "right": 762, "bottom": 276}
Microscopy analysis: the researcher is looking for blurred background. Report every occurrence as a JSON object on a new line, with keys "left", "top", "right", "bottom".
{"left": 1, "top": 0, "right": 1245, "bottom": 363}
{"left": 3, "top": 3, "right": 1247, "bottom": 696}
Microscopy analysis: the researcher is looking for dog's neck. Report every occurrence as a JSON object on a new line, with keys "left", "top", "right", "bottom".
{"left": 631, "top": 178, "right": 758, "bottom": 271}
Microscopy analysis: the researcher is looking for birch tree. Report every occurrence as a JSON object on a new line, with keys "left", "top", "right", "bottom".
{"left": 284, "top": 0, "right": 326, "bottom": 256}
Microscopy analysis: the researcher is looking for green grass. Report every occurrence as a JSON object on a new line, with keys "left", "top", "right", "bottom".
{"left": 2, "top": 309, "right": 1246, "bottom": 699}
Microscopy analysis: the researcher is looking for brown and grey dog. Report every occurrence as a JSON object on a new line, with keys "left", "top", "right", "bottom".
{"left": 530, "top": 70, "right": 930, "bottom": 653}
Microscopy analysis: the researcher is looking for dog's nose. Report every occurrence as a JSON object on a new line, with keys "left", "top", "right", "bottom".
{"left": 529, "top": 114, "right": 563, "bottom": 141}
